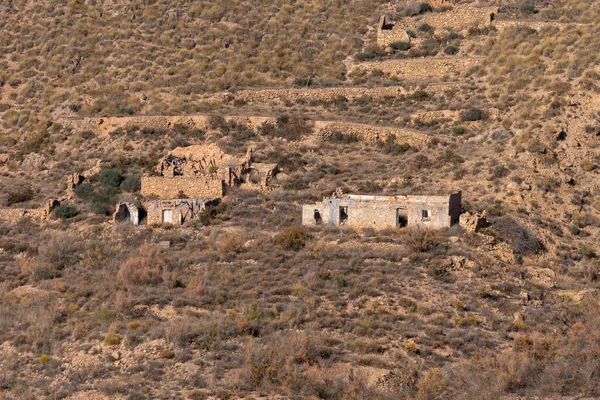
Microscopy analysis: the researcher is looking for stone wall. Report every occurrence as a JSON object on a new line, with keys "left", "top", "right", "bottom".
{"left": 356, "top": 57, "right": 481, "bottom": 80}
{"left": 0, "top": 208, "right": 43, "bottom": 223}
{"left": 141, "top": 177, "right": 224, "bottom": 199}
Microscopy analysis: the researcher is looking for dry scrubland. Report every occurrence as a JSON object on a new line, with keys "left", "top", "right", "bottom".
{"left": 2, "top": 0, "right": 600, "bottom": 399}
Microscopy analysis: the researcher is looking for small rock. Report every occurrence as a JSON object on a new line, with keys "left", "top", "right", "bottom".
{"left": 0, "top": 153, "right": 8, "bottom": 164}
{"left": 21, "top": 152, "right": 45, "bottom": 171}
{"left": 448, "top": 236, "right": 459, "bottom": 244}
{"left": 158, "top": 240, "right": 171, "bottom": 249}
{"left": 401, "top": 257, "right": 410, "bottom": 263}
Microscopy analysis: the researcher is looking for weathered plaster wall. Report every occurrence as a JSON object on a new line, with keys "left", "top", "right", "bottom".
{"left": 145, "top": 198, "right": 218, "bottom": 225}
{"left": 141, "top": 177, "right": 224, "bottom": 199}
{"left": 303, "top": 193, "right": 461, "bottom": 230}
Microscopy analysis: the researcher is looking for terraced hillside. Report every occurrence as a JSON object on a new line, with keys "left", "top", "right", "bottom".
{"left": 1, "top": 0, "right": 600, "bottom": 399}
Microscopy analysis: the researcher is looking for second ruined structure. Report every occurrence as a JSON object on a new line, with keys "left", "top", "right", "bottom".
{"left": 114, "top": 144, "right": 279, "bottom": 225}
{"left": 302, "top": 190, "right": 462, "bottom": 230}
{"left": 141, "top": 144, "right": 278, "bottom": 199}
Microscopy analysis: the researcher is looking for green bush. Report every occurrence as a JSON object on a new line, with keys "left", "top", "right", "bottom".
{"left": 444, "top": 45, "right": 459, "bottom": 55}
{"left": 275, "top": 226, "right": 312, "bottom": 250}
{"left": 294, "top": 77, "right": 312, "bottom": 87}
{"left": 461, "top": 108, "right": 485, "bottom": 122}
{"left": 519, "top": 3, "right": 538, "bottom": 14}
{"left": 74, "top": 183, "right": 95, "bottom": 200}
{"left": 452, "top": 126, "right": 467, "bottom": 135}
{"left": 354, "top": 52, "right": 377, "bottom": 61}
{"left": 390, "top": 41, "right": 411, "bottom": 51}
{"left": 419, "top": 2, "right": 433, "bottom": 14}
{"left": 54, "top": 205, "right": 79, "bottom": 219}
{"left": 121, "top": 177, "right": 141, "bottom": 193}
{"left": 99, "top": 168, "right": 124, "bottom": 188}
{"left": 419, "top": 23, "right": 433, "bottom": 33}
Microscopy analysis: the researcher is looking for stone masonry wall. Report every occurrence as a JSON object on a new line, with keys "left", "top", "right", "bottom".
{"left": 141, "top": 177, "right": 224, "bottom": 199}
{"left": 0, "top": 208, "right": 44, "bottom": 223}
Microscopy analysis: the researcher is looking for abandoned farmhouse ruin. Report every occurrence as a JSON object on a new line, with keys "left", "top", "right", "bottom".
{"left": 115, "top": 144, "right": 278, "bottom": 226}
{"left": 302, "top": 191, "right": 462, "bottom": 230}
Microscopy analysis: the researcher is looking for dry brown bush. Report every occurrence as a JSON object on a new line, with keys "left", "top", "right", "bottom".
{"left": 404, "top": 227, "right": 442, "bottom": 253}
{"left": 117, "top": 245, "right": 164, "bottom": 286}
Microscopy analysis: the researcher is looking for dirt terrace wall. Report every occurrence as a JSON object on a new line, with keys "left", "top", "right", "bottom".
{"left": 208, "top": 84, "right": 460, "bottom": 105}
{"left": 58, "top": 115, "right": 433, "bottom": 147}
{"left": 356, "top": 57, "right": 481, "bottom": 80}
{"left": 59, "top": 116, "right": 274, "bottom": 137}
{"left": 227, "top": 86, "right": 410, "bottom": 104}
{"left": 494, "top": 20, "right": 580, "bottom": 32}
{"left": 141, "top": 177, "right": 224, "bottom": 199}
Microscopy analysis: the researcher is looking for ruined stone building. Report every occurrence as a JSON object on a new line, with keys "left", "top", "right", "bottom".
{"left": 302, "top": 192, "right": 462, "bottom": 230}
{"left": 126, "top": 144, "right": 278, "bottom": 225}
{"left": 141, "top": 144, "right": 278, "bottom": 199}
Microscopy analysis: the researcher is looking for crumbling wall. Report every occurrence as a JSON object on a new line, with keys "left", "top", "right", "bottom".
{"left": 145, "top": 198, "right": 218, "bottom": 225}
{"left": 377, "top": 15, "right": 411, "bottom": 48}
{"left": 141, "top": 177, "right": 224, "bottom": 199}
{"left": 0, "top": 208, "right": 44, "bottom": 223}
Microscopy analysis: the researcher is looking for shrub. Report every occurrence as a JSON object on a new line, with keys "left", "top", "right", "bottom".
{"left": 444, "top": 45, "right": 459, "bottom": 55}
{"left": 275, "top": 226, "right": 312, "bottom": 250}
{"left": 121, "top": 177, "right": 141, "bottom": 193}
{"left": 117, "top": 245, "right": 164, "bottom": 286}
{"left": 327, "top": 130, "right": 359, "bottom": 144}
{"left": 74, "top": 183, "right": 95, "bottom": 200}
{"left": 54, "top": 205, "right": 79, "bottom": 219}
{"left": 99, "top": 168, "right": 124, "bottom": 188}
{"left": 378, "top": 134, "right": 413, "bottom": 155}
{"left": 579, "top": 244, "right": 596, "bottom": 259}
{"left": 452, "top": 126, "right": 467, "bottom": 135}
{"left": 404, "top": 227, "right": 441, "bottom": 253}
{"left": 354, "top": 52, "right": 377, "bottom": 61}
{"left": 519, "top": 3, "right": 538, "bottom": 14}
{"left": 461, "top": 108, "right": 485, "bottom": 122}
{"left": 105, "top": 334, "right": 121, "bottom": 346}
{"left": 39, "top": 354, "right": 50, "bottom": 365}
{"left": 390, "top": 41, "right": 411, "bottom": 51}
{"left": 419, "top": 23, "right": 433, "bottom": 33}
{"left": 294, "top": 77, "right": 311, "bottom": 87}
{"left": 6, "top": 187, "right": 34, "bottom": 206}
{"left": 419, "top": 2, "right": 433, "bottom": 14}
